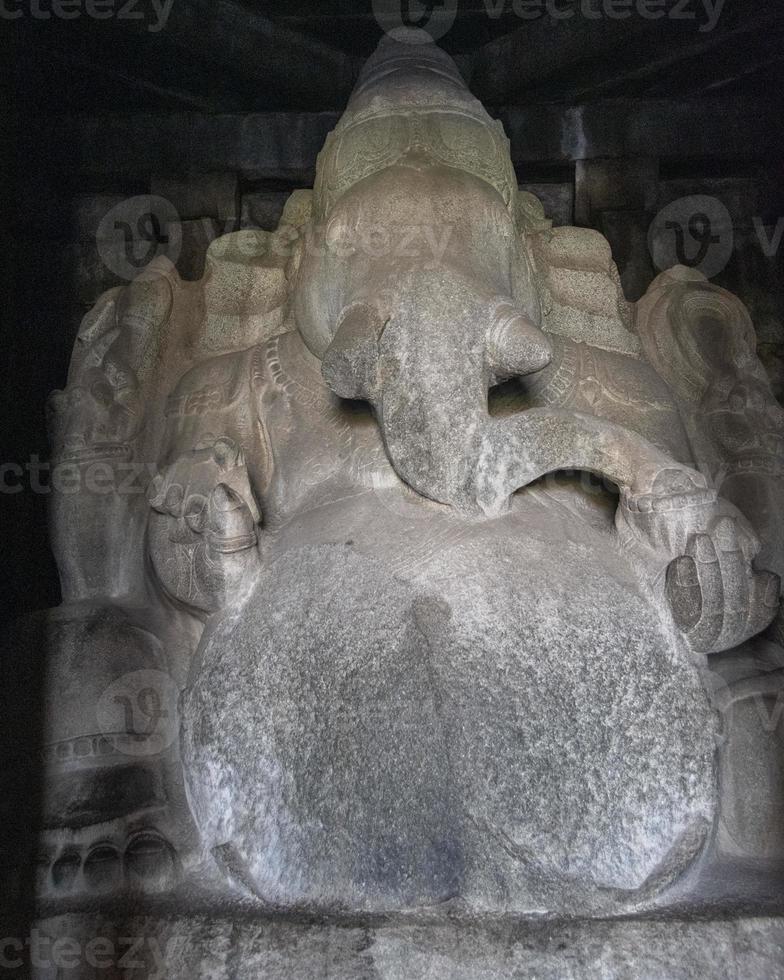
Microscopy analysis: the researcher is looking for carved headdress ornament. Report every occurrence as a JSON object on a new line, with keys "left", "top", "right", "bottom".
{"left": 313, "top": 28, "right": 518, "bottom": 218}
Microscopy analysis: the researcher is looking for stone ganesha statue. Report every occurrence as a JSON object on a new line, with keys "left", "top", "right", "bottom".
{"left": 22, "top": 31, "right": 784, "bottom": 918}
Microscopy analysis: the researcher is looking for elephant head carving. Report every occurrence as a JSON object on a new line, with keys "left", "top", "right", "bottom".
{"left": 292, "top": 33, "right": 702, "bottom": 517}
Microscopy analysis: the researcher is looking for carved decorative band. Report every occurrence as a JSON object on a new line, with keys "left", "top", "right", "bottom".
{"left": 43, "top": 731, "right": 164, "bottom": 766}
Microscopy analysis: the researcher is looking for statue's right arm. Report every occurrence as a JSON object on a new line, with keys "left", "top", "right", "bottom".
{"left": 145, "top": 350, "right": 264, "bottom": 617}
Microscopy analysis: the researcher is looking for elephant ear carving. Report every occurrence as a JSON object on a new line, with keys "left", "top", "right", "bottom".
{"left": 525, "top": 224, "right": 638, "bottom": 356}
{"left": 196, "top": 191, "right": 314, "bottom": 357}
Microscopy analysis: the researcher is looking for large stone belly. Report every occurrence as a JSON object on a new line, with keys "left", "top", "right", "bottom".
{"left": 182, "top": 497, "right": 717, "bottom": 915}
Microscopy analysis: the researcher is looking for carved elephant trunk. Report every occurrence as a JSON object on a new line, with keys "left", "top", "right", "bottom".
{"left": 320, "top": 265, "right": 701, "bottom": 516}
{"left": 321, "top": 266, "right": 553, "bottom": 511}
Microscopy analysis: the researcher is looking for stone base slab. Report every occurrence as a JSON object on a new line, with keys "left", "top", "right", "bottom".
{"left": 23, "top": 914, "right": 784, "bottom": 979}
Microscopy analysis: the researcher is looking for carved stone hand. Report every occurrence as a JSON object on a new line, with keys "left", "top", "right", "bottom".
{"left": 618, "top": 478, "right": 780, "bottom": 653}
{"left": 665, "top": 515, "right": 780, "bottom": 654}
{"left": 147, "top": 438, "right": 261, "bottom": 615}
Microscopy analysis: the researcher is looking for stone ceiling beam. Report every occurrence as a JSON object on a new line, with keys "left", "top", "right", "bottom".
{"left": 467, "top": 2, "right": 655, "bottom": 104}
{"left": 17, "top": 44, "right": 222, "bottom": 112}
{"left": 467, "top": 0, "right": 784, "bottom": 105}
{"left": 9, "top": 0, "right": 360, "bottom": 112}
{"left": 151, "top": 0, "right": 359, "bottom": 108}
{"left": 17, "top": 97, "right": 782, "bottom": 186}
{"left": 518, "top": 10, "right": 784, "bottom": 101}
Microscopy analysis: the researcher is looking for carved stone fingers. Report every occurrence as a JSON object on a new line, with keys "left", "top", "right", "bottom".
{"left": 665, "top": 515, "right": 780, "bottom": 654}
